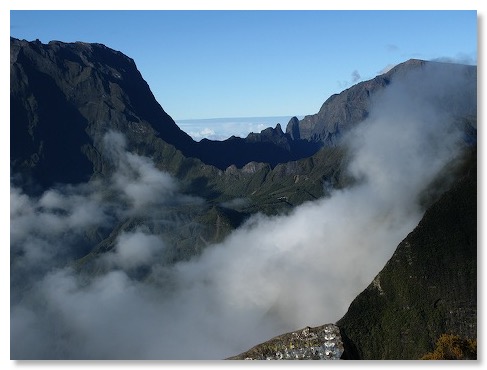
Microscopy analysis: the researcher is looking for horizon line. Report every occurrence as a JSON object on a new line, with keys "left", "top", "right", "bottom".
{"left": 175, "top": 114, "right": 306, "bottom": 122}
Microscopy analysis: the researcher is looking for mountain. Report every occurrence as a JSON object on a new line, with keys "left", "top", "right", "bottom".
{"left": 286, "top": 59, "right": 477, "bottom": 145}
{"left": 10, "top": 37, "right": 476, "bottom": 209}
{"left": 194, "top": 122, "right": 321, "bottom": 169}
{"left": 9, "top": 37, "right": 342, "bottom": 270}
{"left": 9, "top": 36, "right": 357, "bottom": 222}
{"left": 336, "top": 149, "right": 477, "bottom": 359}
{"left": 10, "top": 37, "right": 192, "bottom": 190}
{"left": 10, "top": 37, "right": 321, "bottom": 194}
{"left": 10, "top": 36, "right": 477, "bottom": 264}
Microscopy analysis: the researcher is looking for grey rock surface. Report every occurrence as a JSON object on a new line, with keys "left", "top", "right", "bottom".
{"left": 227, "top": 324, "right": 344, "bottom": 360}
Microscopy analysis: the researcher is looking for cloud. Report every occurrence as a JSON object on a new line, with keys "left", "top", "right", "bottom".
{"left": 378, "top": 63, "right": 396, "bottom": 74}
{"left": 351, "top": 70, "right": 361, "bottom": 83}
{"left": 10, "top": 130, "right": 202, "bottom": 300}
{"left": 176, "top": 117, "right": 293, "bottom": 141}
{"left": 431, "top": 52, "right": 477, "bottom": 66}
{"left": 337, "top": 70, "right": 362, "bottom": 89}
{"left": 10, "top": 182, "right": 108, "bottom": 247}
{"left": 10, "top": 181, "right": 113, "bottom": 297}
{"left": 104, "top": 230, "right": 166, "bottom": 270}
{"left": 187, "top": 127, "right": 217, "bottom": 141}
{"left": 219, "top": 197, "right": 250, "bottom": 209}
{"left": 10, "top": 63, "right": 475, "bottom": 359}
{"left": 386, "top": 43, "right": 399, "bottom": 52}
{"left": 103, "top": 131, "right": 181, "bottom": 213}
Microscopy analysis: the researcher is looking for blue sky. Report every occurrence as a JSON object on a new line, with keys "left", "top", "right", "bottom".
{"left": 9, "top": 9, "right": 477, "bottom": 121}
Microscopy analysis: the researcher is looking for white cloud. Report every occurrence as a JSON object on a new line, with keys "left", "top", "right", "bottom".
{"left": 432, "top": 52, "right": 477, "bottom": 66}
{"left": 351, "top": 69, "right": 361, "bottom": 83}
{"left": 176, "top": 116, "right": 294, "bottom": 141}
{"left": 106, "top": 230, "right": 166, "bottom": 270}
{"left": 378, "top": 63, "right": 395, "bottom": 74}
{"left": 187, "top": 127, "right": 217, "bottom": 141}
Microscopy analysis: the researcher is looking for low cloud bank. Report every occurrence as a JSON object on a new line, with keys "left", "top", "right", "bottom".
{"left": 10, "top": 63, "right": 475, "bottom": 359}
{"left": 176, "top": 116, "right": 298, "bottom": 141}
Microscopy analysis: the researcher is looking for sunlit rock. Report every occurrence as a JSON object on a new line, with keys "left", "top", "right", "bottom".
{"left": 227, "top": 323, "right": 344, "bottom": 360}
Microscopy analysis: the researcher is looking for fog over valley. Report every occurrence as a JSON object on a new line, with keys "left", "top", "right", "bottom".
{"left": 10, "top": 62, "right": 474, "bottom": 359}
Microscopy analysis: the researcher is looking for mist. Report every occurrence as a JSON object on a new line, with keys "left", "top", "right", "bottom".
{"left": 10, "top": 63, "right": 474, "bottom": 359}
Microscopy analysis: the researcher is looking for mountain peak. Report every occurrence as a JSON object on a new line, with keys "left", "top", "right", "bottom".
{"left": 286, "top": 58, "right": 476, "bottom": 144}
{"left": 286, "top": 116, "right": 301, "bottom": 140}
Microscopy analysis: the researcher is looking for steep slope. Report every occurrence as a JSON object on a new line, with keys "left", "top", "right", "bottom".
{"left": 336, "top": 149, "right": 477, "bottom": 359}
{"left": 10, "top": 37, "right": 321, "bottom": 193}
{"left": 11, "top": 37, "right": 476, "bottom": 212}
{"left": 287, "top": 59, "right": 477, "bottom": 144}
{"left": 195, "top": 123, "right": 322, "bottom": 169}
{"left": 10, "top": 37, "right": 339, "bottom": 276}
{"left": 226, "top": 148, "right": 477, "bottom": 361}
{"left": 9, "top": 36, "right": 356, "bottom": 231}
{"left": 10, "top": 37, "right": 195, "bottom": 190}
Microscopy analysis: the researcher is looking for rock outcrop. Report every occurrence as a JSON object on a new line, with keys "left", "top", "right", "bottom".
{"left": 227, "top": 324, "right": 344, "bottom": 360}
{"left": 286, "top": 116, "right": 301, "bottom": 140}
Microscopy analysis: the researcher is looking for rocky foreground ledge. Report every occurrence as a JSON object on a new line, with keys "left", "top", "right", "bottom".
{"left": 226, "top": 324, "right": 344, "bottom": 360}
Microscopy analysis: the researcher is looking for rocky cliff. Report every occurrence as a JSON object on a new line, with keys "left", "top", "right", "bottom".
{"left": 10, "top": 37, "right": 323, "bottom": 193}
{"left": 336, "top": 149, "right": 477, "bottom": 359}
{"left": 10, "top": 37, "right": 193, "bottom": 190}
{"left": 9, "top": 36, "right": 358, "bottom": 220}
{"left": 287, "top": 59, "right": 477, "bottom": 145}
{"left": 10, "top": 37, "right": 352, "bottom": 271}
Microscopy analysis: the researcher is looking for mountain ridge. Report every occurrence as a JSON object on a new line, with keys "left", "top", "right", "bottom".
{"left": 286, "top": 58, "right": 477, "bottom": 145}
{"left": 10, "top": 37, "right": 322, "bottom": 185}
{"left": 11, "top": 36, "right": 476, "bottom": 205}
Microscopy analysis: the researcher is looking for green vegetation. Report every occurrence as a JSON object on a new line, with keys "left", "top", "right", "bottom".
{"left": 337, "top": 149, "right": 477, "bottom": 359}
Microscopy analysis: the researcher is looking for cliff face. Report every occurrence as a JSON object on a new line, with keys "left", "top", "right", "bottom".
{"left": 287, "top": 59, "right": 477, "bottom": 145}
{"left": 10, "top": 37, "right": 324, "bottom": 193}
{"left": 10, "top": 37, "right": 194, "bottom": 190}
{"left": 336, "top": 150, "right": 477, "bottom": 359}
